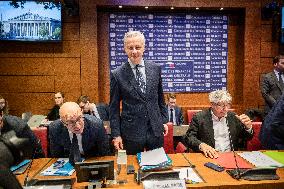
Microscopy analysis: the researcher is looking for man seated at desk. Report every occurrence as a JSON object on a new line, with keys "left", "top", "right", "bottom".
{"left": 77, "top": 95, "right": 109, "bottom": 121}
{"left": 183, "top": 90, "right": 253, "bottom": 159}
{"left": 49, "top": 102, "right": 110, "bottom": 163}
{"left": 167, "top": 93, "right": 184, "bottom": 126}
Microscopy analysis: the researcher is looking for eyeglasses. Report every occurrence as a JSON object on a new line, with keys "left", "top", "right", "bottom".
{"left": 61, "top": 116, "right": 83, "bottom": 127}
{"left": 214, "top": 103, "right": 231, "bottom": 109}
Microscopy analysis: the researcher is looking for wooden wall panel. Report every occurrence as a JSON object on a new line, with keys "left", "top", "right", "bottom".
{"left": 54, "top": 58, "right": 81, "bottom": 75}
{"left": 0, "top": 76, "right": 54, "bottom": 92}
{"left": 0, "top": 58, "right": 54, "bottom": 75}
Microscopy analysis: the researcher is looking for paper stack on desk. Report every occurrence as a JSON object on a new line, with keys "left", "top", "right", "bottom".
{"left": 137, "top": 147, "right": 172, "bottom": 171}
{"left": 41, "top": 158, "right": 75, "bottom": 176}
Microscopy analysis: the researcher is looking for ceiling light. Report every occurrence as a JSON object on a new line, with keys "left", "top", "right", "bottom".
{"left": 220, "top": 7, "right": 224, "bottom": 10}
{"left": 145, "top": 6, "right": 149, "bottom": 9}
{"left": 170, "top": 7, "right": 174, "bottom": 10}
{"left": 118, "top": 5, "right": 122, "bottom": 9}
{"left": 196, "top": 7, "right": 199, "bottom": 10}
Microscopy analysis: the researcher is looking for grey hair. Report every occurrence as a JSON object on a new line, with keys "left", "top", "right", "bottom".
{"left": 209, "top": 90, "right": 232, "bottom": 104}
{"left": 123, "top": 31, "right": 145, "bottom": 46}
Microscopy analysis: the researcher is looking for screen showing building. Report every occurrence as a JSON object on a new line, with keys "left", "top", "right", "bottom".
{"left": 0, "top": 1, "right": 61, "bottom": 41}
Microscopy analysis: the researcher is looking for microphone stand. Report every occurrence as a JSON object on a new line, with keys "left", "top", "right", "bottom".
{"left": 226, "top": 118, "right": 241, "bottom": 180}
{"left": 24, "top": 138, "right": 40, "bottom": 186}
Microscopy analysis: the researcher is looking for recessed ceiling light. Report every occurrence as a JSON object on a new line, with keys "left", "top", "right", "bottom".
{"left": 196, "top": 7, "right": 199, "bottom": 10}
{"left": 145, "top": 6, "right": 149, "bottom": 9}
{"left": 118, "top": 5, "right": 122, "bottom": 9}
{"left": 220, "top": 7, "right": 224, "bottom": 10}
{"left": 170, "top": 7, "right": 174, "bottom": 10}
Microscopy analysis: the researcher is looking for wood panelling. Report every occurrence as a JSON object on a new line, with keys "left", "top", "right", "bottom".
{"left": 0, "top": 58, "right": 54, "bottom": 75}
{"left": 0, "top": 0, "right": 280, "bottom": 116}
{"left": 261, "top": 41, "right": 279, "bottom": 57}
{"left": 0, "top": 76, "right": 54, "bottom": 92}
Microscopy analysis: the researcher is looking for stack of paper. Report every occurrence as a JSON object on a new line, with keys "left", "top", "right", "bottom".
{"left": 137, "top": 147, "right": 172, "bottom": 171}
{"left": 41, "top": 158, "right": 75, "bottom": 176}
{"left": 238, "top": 151, "right": 284, "bottom": 168}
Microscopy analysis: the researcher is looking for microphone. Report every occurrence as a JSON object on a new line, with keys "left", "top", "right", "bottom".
{"left": 24, "top": 138, "right": 41, "bottom": 186}
{"left": 226, "top": 116, "right": 241, "bottom": 179}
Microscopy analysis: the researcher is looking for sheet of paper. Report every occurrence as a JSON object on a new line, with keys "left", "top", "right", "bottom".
{"left": 140, "top": 147, "right": 168, "bottom": 166}
{"left": 238, "top": 151, "right": 284, "bottom": 168}
{"left": 173, "top": 167, "right": 203, "bottom": 183}
{"left": 143, "top": 180, "right": 186, "bottom": 189}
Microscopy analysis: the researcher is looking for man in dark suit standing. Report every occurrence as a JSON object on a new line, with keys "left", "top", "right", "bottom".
{"left": 109, "top": 31, "right": 168, "bottom": 155}
{"left": 260, "top": 55, "right": 284, "bottom": 116}
{"left": 167, "top": 93, "right": 184, "bottom": 126}
{"left": 183, "top": 90, "right": 253, "bottom": 159}
{"left": 49, "top": 102, "right": 109, "bottom": 161}
{"left": 260, "top": 93, "right": 284, "bottom": 150}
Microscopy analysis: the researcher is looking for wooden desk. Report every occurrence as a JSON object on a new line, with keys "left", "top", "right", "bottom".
{"left": 173, "top": 125, "right": 189, "bottom": 136}
{"left": 18, "top": 153, "right": 284, "bottom": 189}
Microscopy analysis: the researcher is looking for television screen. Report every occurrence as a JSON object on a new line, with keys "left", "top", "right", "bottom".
{"left": 0, "top": 1, "right": 62, "bottom": 41}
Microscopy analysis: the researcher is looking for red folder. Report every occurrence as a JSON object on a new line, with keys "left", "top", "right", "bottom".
{"left": 215, "top": 152, "right": 253, "bottom": 169}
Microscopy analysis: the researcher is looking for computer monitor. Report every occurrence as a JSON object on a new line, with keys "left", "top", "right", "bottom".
{"left": 74, "top": 160, "right": 114, "bottom": 183}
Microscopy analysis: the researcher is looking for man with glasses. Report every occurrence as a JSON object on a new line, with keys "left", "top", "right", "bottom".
{"left": 49, "top": 102, "right": 110, "bottom": 160}
{"left": 77, "top": 95, "right": 109, "bottom": 121}
{"left": 183, "top": 90, "right": 253, "bottom": 159}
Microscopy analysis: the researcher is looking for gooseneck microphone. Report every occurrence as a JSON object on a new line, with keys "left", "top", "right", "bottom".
{"left": 24, "top": 138, "right": 41, "bottom": 186}
{"left": 226, "top": 117, "right": 241, "bottom": 179}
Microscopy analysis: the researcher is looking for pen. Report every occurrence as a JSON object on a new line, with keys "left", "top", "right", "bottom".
{"left": 187, "top": 168, "right": 189, "bottom": 178}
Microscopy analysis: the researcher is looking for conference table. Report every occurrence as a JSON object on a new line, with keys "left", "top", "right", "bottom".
{"left": 17, "top": 153, "right": 284, "bottom": 189}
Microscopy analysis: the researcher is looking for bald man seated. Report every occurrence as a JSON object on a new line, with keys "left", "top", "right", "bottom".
{"left": 49, "top": 102, "right": 110, "bottom": 160}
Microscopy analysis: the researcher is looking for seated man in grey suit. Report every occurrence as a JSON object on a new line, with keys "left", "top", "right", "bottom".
{"left": 49, "top": 102, "right": 110, "bottom": 160}
{"left": 260, "top": 55, "right": 284, "bottom": 116}
{"left": 167, "top": 93, "right": 184, "bottom": 126}
{"left": 183, "top": 90, "right": 253, "bottom": 159}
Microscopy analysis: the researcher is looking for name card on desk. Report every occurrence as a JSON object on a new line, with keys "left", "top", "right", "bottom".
{"left": 143, "top": 180, "right": 186, "bottom": 189}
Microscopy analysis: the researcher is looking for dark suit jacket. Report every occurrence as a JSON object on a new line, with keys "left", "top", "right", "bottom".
{"left": 167, "top": 105, "right": 184, "bottom": 125}
{"left": 49, "top": 115, "right": 110, "bottom": 158}
{"left": 183, "top": 109, "right": 253, "bottom": 152}
{"left": 260, "top": 94, "right": 284, "bottom": 150}
{"left": 260, "top": 72, "right": 284, "bottom": 115}
{"left": 96, "top": 103, "right": 110, "bottom": 121}
{"left": 109, "top": 60, "right": 168, "bottom": 140}
{"left": 46, "top": 105, "right": 60, "bottom": 121}
{"left": 1, "top": 115, "right": 44, "bottom": 158}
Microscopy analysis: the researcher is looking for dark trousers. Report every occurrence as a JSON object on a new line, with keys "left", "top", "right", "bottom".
{"left": 123, "top": 128, "right": 164, "bottom": 155}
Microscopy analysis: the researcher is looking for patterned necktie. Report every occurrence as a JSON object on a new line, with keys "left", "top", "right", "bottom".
{"left": 69, "top": 133, "right": 81, "bottom": 165}
{"left": 279, "top": 72, "right": 284, "bottom": 91}
{"left": 135, "top": 65, "right": 146, "bottom": 93}
{"left": 170, "top": 109, "right": 174, "bottom": 123}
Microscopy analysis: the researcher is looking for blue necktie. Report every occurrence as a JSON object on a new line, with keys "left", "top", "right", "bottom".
{"left": 135, "top": 65, "right": 146, "bottom": 93}
{"left": 69, "top": 133, "right": 81, "bottom": 165}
